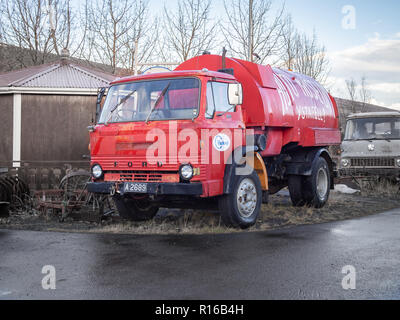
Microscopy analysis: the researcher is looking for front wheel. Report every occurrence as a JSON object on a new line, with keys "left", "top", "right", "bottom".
{"left": 219, "top": 171, "right": 262, "bottom": 229}
{"left": 113, "top": 195, "right": 159, "bottom": 221}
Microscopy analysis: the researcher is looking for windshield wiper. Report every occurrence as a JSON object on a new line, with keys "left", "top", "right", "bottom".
{"left": 104, "top": 90, "right": 136, "bottom": 125}
{"left": 146, "top": 82, "right": 171, "bottom": 124}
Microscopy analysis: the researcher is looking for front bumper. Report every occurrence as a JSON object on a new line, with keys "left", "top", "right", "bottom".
{"left": 339, "top": 167, "right": 400, "bottom": 177}
{"left": 87, "top": 182, "right": 203, "bottom": 196}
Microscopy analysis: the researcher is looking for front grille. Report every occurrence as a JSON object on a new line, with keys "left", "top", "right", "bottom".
{"left": 119, "top": 173, "right": 162, "bottom": 182}
{"left": 104, "top": 170, "right": 179, "bottom": 183}
{"left": 351, "top": 158, "right": 395, "bottom": 167}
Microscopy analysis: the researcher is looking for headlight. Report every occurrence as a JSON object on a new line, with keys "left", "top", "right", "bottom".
{"left": 180, "top": 164, "right": 194, "bottom": 180}
{"left": 92, "top": 164, "right": 103, "bottom": 179}
{"left": 341, "top": 159, "right": 350, "bottom": 167}
{"left": 396, "top": 159, "right": 400, "bottom": 167}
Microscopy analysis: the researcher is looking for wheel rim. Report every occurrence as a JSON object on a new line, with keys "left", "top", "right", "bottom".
{"left": 316, "top": 168, "right": 328, "bottom": 199}
{"left": 236, "top": 178, "right": 257, "bottom": 218}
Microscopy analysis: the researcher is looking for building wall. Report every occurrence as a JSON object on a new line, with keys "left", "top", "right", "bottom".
{"left": 335, "top": 97, "right": 393, "bottom": 132}
{"left": 21, "top": 94, "right": 95, "bottom": 162}
{"left": 0, "top": 94, "right": 13, "bottom": 163}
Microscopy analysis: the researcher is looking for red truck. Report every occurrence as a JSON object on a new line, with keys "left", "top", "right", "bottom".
{"left": 88, "top": 54, "right": 341, "bottom": 229}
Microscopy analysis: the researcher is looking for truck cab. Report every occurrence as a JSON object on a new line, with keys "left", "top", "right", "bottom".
{"left": 89, "top": 69, "right": 254, "bottom": 225}
{"left": 340, "top": 112, "right": 400, "bottom": 178}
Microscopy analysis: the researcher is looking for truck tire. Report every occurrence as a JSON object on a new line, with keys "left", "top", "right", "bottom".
{"left": 302, "top": 157, "right": 331, "bottom": 208}
{"left": 288, "top": 175, "right": 306, "bottom": 207}
{"left": 219, "top": 171, "right": 262, "bottom": 229}
{"left": 113, "top": 195, "right": 159, "bottom": 221}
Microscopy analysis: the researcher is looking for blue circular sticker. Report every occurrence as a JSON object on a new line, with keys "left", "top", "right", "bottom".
{"left": 213, "top": 133, "right": 231, "bottom": 152}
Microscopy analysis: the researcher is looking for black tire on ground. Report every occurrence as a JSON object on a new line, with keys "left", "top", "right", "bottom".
{"left": 302, "top": 157, "right": 331, "bottom": 208}
{"left": 219, "top": 170, "right": 262, "bottom": 229}
{"left": 113, "top": 195, "right": 159, "bottom": 221}
{"left": 262, "top": 191, "right": 269, "bottom": 204}
{"left": 288, "top": 175, "right": 306, "bottom": 207}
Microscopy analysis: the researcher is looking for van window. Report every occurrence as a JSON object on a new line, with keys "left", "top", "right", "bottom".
{"left": 345, "top": 117, "right": 400, "bottom": 140}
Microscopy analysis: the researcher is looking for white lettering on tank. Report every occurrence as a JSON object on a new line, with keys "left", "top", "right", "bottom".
{"left": 273, "top": 70, "right": 334, "bottom": 123}
{"left": 293, "top": 76, "right": 334, "bottom": 122}
{"left": 273, "top": 74, "right": 291, "bottom": 116}
{"left": 279, "top": 73, "right": 299, "bottom": 98}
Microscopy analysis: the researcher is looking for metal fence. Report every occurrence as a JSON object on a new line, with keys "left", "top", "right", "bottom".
{"left": 0, "top": 161, "right": 90, "bottom": 191}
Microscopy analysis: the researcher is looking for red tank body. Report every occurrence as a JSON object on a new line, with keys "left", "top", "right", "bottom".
{"left": 176, "top": 55, "right": 341, "bottom": 156}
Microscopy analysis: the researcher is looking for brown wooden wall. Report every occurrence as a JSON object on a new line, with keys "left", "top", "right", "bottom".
{"left": 8, "top": 162, "right": 90, "bottom": 190}
{"left": 21, "top": 94, "right": 95, "bottom": 162}
{"left": 0, "top": 94, "right": 13, "bottom": 162}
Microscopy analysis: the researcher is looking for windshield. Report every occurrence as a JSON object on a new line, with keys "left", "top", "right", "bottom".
{"left": 344, "top": 117, "right": 400, "bottom": 140}
{"left": 99, "top": 78, "right": 200, "bottom": 123}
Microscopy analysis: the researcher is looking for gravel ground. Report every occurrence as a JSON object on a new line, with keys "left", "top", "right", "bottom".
{"left": 1, "top": 187, "right": 399, "bottom": 235}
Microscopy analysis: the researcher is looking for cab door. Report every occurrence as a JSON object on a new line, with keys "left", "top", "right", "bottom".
{"left": 201, "top": 80, "right": 246, "bottom": 196}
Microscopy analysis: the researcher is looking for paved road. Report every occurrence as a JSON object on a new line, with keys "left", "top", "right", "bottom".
{"left": 1, "top": 208, "right": 400, "bottom": 300}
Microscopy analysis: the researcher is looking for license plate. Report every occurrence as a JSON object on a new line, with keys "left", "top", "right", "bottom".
{"left": 123, "top": 182, "right": 147, "bottom": 193}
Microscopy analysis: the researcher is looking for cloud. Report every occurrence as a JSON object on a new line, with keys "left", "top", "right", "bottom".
{"left": 327, "top": 34, "right": 400, "bottom": 107}
{"left": 372, "top": 82, "right": 400, "bottom": 94}
{"left": 329, "top": 34, "right": 400, "bottom": 78}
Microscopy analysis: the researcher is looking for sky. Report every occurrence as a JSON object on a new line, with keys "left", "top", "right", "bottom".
{"left": 148, "top": 0, "right": 400, "bottom": 109}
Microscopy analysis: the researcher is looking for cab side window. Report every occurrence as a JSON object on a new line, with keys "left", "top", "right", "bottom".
{"left": 205, "top": 82, "right": 232, "bottom": 119}
{"left": 212, "top": 82, "right": 231, "bottom": 112}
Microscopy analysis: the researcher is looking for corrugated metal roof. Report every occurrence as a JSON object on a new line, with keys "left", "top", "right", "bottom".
{"left": 0, "top": 60, "right": 116, "bottom": 89}
{"left": 0, "top": 63, "right": 53, "bottom": 87}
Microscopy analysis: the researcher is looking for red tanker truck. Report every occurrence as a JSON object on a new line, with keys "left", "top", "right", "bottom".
{"left": 87, "top": 54, "right": 341, "bottom": 229}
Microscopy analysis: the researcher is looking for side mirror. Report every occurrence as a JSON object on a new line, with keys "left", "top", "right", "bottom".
{"left": 228, "top": 83, "right": 243, "bottom": 106}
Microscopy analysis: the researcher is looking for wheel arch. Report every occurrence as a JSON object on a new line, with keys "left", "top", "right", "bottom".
{"left": 285, "top": 147, "right": 334, "bottom": 189}
{"left": 223, "top": 146, "right": 268, "bottom": 194}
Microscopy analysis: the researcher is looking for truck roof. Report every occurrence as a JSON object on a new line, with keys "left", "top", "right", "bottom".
{"left": 110, "top": 69, "right": 236, "bottom": 85}
{"left": 347, "top": 111, "right": 400, "bottom": 119}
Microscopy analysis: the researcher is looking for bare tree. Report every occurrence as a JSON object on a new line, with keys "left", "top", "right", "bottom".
{"left": 280, "top": 15, "right": 297, "bottom": 70}
{"left": 0, "top": 3, "right": 5, "bottom": 69}
{"left": 48, "top": 0, "right": 75, "bottom": 56}
{"left": 69, "top": 1, "right": 90, "bottom": 61}
{"left": 359, "top": 76, "right": 372, "bottom": 111}
{"left": 83, "top": 0, "right": 156, "bottom": 74}
{"left": 346, "top": 78, "right": 358, "bottom": 113}
{"left": 291, "top": 32, "right": 330, "bottom": 84}
{"left": 278, "top": 15, "right": 330, "bottom": 84}
{"left": 0, "top": 2, "right": 4, "bottom": 43}
{"left": 121, "top": 9, "right": 159, "bottom": 73}
{"left": 0, "top": 0, "right": 76, "bottom": 67}
{"left": 221, "top": 0, "right": 286, "bottom": 63}
{"left": 162, "top": 0, "right": 218, "bottom": 63}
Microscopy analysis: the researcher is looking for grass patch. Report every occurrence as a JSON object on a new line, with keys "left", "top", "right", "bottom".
{"left": 2, "top": 189, "right": 400, "bottom": 235}
{"left": 356, "top": 178, "right": 400, "bottom": 197}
